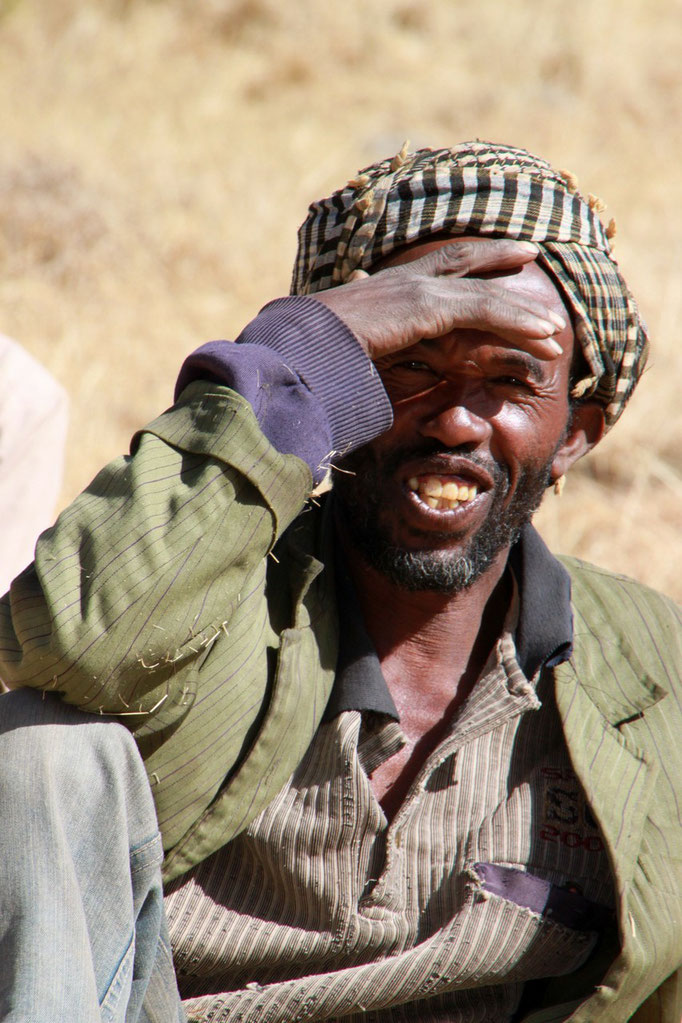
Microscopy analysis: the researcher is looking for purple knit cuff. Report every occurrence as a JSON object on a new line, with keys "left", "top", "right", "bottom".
{"left": 238, "top": 296, "right": 392, "bottom": 456}
{"left": 175, "top": 296, "right": 392, "bottom": 485}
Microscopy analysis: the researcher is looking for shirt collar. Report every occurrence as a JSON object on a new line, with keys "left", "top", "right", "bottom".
{"left": 324, "top": 523, "right": 573, "bottom": 720}
{"left": 323, "top": 557, "right": 400, "bottom": 722}
{"left": 509, "top": 523, "right": 574, "bottom": 678}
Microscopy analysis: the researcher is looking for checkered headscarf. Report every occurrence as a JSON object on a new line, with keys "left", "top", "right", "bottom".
{"left": 291, "top": 141, "right": 648, "bottom": 429}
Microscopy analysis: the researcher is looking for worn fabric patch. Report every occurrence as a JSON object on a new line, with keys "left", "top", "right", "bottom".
{"left": 473, "top": 862, "right": 614, "bottom": 932}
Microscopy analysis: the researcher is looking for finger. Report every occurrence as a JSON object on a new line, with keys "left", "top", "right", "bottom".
{"left": 454, "top": 300, "right": 564, "bottom": 358}
{"left": 406, "top": 238, "right": 540, "bottom": 280}
{"left": 347, "top": 268, "right": 370, "bottom": 282}
{"left": 428, "top": 282, "right": 568, "bottom": 357}
{"left": 474, "top": 284, "right": 567, "bottom": 335}
{"left": 437, "top": 276, "right": 567, "bottom": 329}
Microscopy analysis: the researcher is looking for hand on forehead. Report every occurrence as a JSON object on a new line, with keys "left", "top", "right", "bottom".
{"left": 312, "top": 235, "right": 570, "bottom": 372}
{"left": 373, "top": 234, "right": 575, "bottom": 360}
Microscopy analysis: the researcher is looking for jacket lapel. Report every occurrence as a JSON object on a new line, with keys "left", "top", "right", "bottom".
{"left": 551, "top": 561, "right": 671, "bottom": 1021}
{"left": 554, "top": 658, "right": 660, "bottom": 893}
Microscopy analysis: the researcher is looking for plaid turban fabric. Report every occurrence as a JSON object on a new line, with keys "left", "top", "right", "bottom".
{"left": 291, "top": 141, "right": 649, "bottom": 429}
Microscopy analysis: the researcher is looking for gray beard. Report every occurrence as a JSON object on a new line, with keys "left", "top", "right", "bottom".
{"left": 332, "top": 445, "right": 553, "bottom": 594}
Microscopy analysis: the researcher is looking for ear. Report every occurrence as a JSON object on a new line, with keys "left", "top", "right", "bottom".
{"left": 550, "top": 401, "right": 605, "bottom": 482}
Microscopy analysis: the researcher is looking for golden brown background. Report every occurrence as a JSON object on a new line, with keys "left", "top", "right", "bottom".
{"left": 1, "top": 0, "right": 680, "bottom": 597}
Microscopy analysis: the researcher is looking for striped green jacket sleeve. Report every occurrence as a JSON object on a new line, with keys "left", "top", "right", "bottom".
{"left": 0, "top": 380, "right": 315, "bottom": 851}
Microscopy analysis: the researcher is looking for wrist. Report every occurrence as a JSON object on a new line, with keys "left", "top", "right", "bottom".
{"left": 239, "top": 296, "right": 392, "bottom": 455}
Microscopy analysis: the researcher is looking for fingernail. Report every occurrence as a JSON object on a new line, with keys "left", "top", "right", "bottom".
{"left": 518, "top": 241, "right": 539, "bottom": 253}
{"left": 537, "top": 323, "right": 563, "bottom": 352}
{"left": 548, "top": 311, "right": 566, "bottom": 329}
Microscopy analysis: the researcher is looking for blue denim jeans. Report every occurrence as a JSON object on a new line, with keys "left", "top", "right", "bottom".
{"left": 0, "top": 688, "right": 186, "bottom": 1022}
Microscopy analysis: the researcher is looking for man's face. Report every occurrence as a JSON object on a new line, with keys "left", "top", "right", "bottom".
{"left": 333, "top": 237, "right": 587, "bottom": 593}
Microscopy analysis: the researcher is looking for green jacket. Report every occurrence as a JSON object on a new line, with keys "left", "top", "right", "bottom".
{"left": 1, "top": 382, "right": 680, "bottom": 1022}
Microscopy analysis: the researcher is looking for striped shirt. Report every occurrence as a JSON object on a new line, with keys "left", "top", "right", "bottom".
{"left": 165, "top": 589, "right": 615, "bottom": 1022}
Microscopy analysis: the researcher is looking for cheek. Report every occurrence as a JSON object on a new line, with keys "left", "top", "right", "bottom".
{"left": 489, "top": 396, "right": 571, "bottom": 465}
{"left": 380, "top": 401, "right": 424, "bottom": 443}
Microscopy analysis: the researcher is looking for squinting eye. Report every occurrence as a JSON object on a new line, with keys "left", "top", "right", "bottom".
{"left": 380, "top": 360, "right": 441, "bottom": 401}
{"left": 492, "top": 376, "right": 530, "bottom": 389}
{"left": 393, "top": 360, "right": 435, "bottom": 373}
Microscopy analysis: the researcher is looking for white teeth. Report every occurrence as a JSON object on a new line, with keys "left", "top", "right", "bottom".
{"left": 408, "top": 476, "right": 480, "bottom": 511}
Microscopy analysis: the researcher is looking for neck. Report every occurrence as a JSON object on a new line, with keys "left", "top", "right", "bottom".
{"left": 336, "top": 519, "right": 513, "bottom": 705}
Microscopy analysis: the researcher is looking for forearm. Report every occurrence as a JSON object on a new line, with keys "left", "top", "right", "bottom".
{"left": 0, "top": 299, "right": 391, "bottom": 714}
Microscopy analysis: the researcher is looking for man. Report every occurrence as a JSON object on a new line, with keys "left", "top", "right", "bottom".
{"left": 0, "top": 141, "right": 680, "bottom": 1022}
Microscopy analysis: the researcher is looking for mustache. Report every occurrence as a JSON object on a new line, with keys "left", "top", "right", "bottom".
{"left": 340, "top": 441, "right": 508, "bottom": 490}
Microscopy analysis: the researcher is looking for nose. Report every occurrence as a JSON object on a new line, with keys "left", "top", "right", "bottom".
{"left": 419, "top": 384, "right": 492, "bottom": 449}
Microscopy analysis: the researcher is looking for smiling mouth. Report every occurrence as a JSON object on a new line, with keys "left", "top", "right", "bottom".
{"left": 407, "top": 474, "right": 479, "bottom": 512}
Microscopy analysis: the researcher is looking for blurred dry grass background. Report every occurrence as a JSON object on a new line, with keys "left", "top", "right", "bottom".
{"left": 0, "top": 0, "right": 680, "bottom": 597}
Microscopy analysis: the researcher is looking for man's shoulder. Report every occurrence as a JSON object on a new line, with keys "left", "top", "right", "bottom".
{"left": 558, "top": 554, "right": 680, "bottom": 624}
{"left": 557, "top": 554, "right": 681, "bottom": 700}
